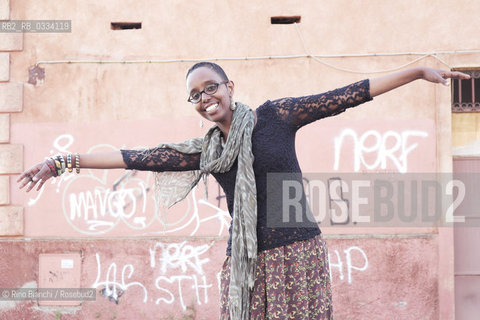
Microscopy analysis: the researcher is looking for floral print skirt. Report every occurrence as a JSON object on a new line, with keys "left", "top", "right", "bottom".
{"left": 220, "top": 234, "right": 333, "bottom": 319}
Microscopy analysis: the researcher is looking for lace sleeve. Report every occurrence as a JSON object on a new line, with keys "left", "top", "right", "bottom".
{"left": 271, "top": 79, "right": 372, "bottom": 128}
{"left": 121, "top": 148, "right": 200, "bottom": 172}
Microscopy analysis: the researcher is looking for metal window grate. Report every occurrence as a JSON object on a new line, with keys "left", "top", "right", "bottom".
{"left": 452, "top": 70, "right": 480, "bottom": 113}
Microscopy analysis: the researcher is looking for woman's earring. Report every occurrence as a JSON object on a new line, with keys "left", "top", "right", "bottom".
{"left": 230, "top": 100, "right": 236, "bottom": 111}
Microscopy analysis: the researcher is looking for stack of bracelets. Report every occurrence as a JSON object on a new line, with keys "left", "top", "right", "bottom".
{"left": 45, "top": 153, "right": 80, "bottom": 177}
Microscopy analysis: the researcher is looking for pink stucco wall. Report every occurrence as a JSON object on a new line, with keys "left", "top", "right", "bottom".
{"left": 0, "top": 237, "right": 439, "bottom": 319}
{"left": 2, "top": 0, "right": 480, "bottom": 319}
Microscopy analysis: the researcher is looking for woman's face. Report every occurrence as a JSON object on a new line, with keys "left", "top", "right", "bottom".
{"left": 186, "top": 67, "right": 234, "bottom": 125}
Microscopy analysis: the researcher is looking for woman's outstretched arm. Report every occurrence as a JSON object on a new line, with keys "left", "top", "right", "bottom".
{"left": 17, "top": 151, "right": 126, "bottom": 192}
{"left": 369, "top": 67, "right": 470, "bottom": 97}
{"left": 266, "top": 67, "right": 469, "bottom": 129}
{"left": 18, "top": 148, "right": 201, "bottom": 192}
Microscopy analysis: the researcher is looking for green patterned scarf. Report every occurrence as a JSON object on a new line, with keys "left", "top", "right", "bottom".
{"left": 147, "top": 102, "right": 257, "bottom": 319}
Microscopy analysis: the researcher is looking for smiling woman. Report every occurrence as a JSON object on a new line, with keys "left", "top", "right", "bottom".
{"left": 17, "top": 62, "right": 470, "bottom": 320}
{"left": 186, "top": 64, "right": 237, "bottom": 137}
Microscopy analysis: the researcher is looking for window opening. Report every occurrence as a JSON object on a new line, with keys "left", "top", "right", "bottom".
{"left": 452, "top": 69, "right": 480, "bottom": 112}
{"left": 111, "top": 22, "right": 142, "bottom": 30}
{"left": 270, "top": 16, "right": 301, "bottom": 24}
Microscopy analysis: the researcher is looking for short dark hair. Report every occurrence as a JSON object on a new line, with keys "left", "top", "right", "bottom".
{"left": 186, "top": 62, "right": 229, "bottom": 81}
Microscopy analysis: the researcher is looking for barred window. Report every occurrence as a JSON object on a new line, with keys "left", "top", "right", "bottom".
{"left": 452, "top": 69, "right": 480, "bottom": 113}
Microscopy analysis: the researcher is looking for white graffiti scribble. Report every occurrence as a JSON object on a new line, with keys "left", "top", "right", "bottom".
{"left": 29, "top": 134, "right": 231, "bottom": 237}
{"left": 329, "top": 246, "right": 369, "bottom": 284}
{"left": 155, "top": 275, "right": 212, "bottom": 310}
{"left": 333, "top": 129, "right": 428, "bottom": 173}
{"left": 149, "top": 241, "right": 214, "bottom": 310}
{"left": 92, "top": 253, "right": 148, "bottom": 303}
{"left": 68, "top": 185, "right": 146, "bottom": 226}
{"left": 149, "top": 241, "right": 212, "bottom": 275}
{"left": 61, "top": 168, "right": 153, "bottom": 234}
{"left": 27, "top": 134, "right": 77, "bottom": 206}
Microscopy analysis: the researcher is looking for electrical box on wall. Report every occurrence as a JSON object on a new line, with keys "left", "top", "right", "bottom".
{"left": 38, "top": 253, "right": 82, "bottom": 306}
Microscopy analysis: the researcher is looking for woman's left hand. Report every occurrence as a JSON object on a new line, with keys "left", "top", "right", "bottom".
{"left": 421, "top": 67, "right": 471, "bottom": 86}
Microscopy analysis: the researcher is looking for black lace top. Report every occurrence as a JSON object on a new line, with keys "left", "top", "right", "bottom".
{"left": 121, "top": 79, "right": 372, "bottom": 255}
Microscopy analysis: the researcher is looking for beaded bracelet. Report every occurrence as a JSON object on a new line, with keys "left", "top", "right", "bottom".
{"left": 45, "top": 158, "right": 58, "bottom": 177}
{"left": 75, "top": 153, "right": 80, "bottom": 174}
{"left": 54, "top": 159, "right": 62, "bottom": 176}
{"left": 48, "top": 153, "right": 80, "bottom": 176}
{"left": 67, "top": 153, "right": 73, "bottom": 173}
{"left": 57, "top": 154, "right": 66, "bottom": 175}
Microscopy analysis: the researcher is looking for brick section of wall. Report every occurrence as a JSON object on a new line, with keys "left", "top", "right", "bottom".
{"left": 0, "top": 0, "right": 9, "bottom": 20}
{"left": 0, "top": 0, "right": 24, "bottom": 239}
{"left": 0, "top": 113, "right": 8, "bottom": 142}
{"left": 0, "top": 82, "right": 22, "bottom": 112}
{"left": 0, "top": 33, "right": 23, "bottom": 51}
{"left": 0, "top": 206, "right": 23, "bottom": 236}
{"left": 0, "top": 175, "right": 8, "bottom": 204}
{"left": 0, "top": 144, "right": 22, "bottom": 174}
{"left": 0, "top": 52, "right": 8, "bottom": 81}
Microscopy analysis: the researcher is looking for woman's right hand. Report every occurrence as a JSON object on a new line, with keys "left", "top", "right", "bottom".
{"left": 17, "top": 159, "right": 56, "bottom": 192}
{"left": 17, "top": 151, "right": 128, "bottom": 192}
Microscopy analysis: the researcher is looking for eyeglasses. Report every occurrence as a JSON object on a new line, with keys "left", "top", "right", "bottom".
{"left": 187, "top": 81, "right": 228, "bottom": 103}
